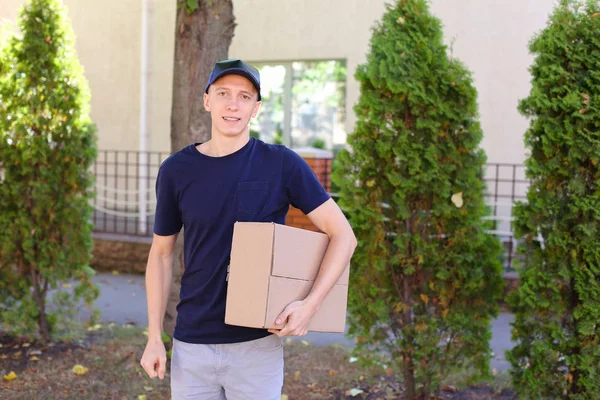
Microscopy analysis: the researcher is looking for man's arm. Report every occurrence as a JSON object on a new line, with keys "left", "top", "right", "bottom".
{"left": 140, "top": 233, "right": 178, "bottom": 379}
{"left": 268, "top": 198, "right": 357, "bottom": 337}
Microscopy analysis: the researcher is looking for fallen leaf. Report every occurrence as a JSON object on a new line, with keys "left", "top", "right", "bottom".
{"left": 29, "top": 356, "right": 39, "bottom": 361}
{"left": 3, "top": 371, "right": 17, "bottom": 381}
{"left": 592, "top": 12, "right": 600, "bottom": 18}
{"left": 386, "top": 367, "right": 393, "bottom": 377}
{"left": 451, "top": 192, "right": 464, "bottom": 208}
{"left": 87, "top": 324, "right": 102, "bottom": 332}
{"left": 329, "top": 370, "right": 337, "bottom": 378}
{"left": 579, "top": 109, "right": 586, "bottom": 115}
{"left": 112, "top": 270, "right": 120, "bottom": 275}
{"left": 301, "top": 340, "right": 310, "bottom": 346}
{"left": 62, "top": 283, "right": 72, "bottom": 288}
{"left": 442, "top": 385, "right": 457, "bottom": 393}
{"left": 138, "top": 395, "right": 147, "bottom": 400}
{"left": 366, "top": 179, "right": 376, "bottom": 188}
{"left": 348, "top": 388, "right": 364, "bottom": 397}
{"left": 294, "top": 370, "right": 301, "bottom": 381}
{"left": 29, "top": 350, "right": 42, "bottom": 355}
{"left": 349, "top": 356, "right": 358, "bottom": 363}
{"left": 397, "top": 16, "right": 405, "bottom": 24}
{"left": 359, "top": 375, "right": 364, "bottom": 381}
{"left": 143, "top": 386, "right": 154, "bottom": 392}
{"left": 582, "top": 93, "right": 590, "bottom": 104}
{"left": 22, "top": 343, "right": 31, "bottom": 348}
{"left": 420, "top": 293, "right": 429, "bottom": 304}
{"left": 72, "top": 364, "right": 89, "bottom": 375}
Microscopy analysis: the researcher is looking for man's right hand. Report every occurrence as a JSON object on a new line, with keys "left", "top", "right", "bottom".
{"left": 140, "top": 339, "right": 167, "bottom": 380}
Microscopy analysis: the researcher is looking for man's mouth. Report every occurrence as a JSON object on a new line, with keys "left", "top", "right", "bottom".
{"left": 223, "top": 117, "right": 240, "bottom": 122}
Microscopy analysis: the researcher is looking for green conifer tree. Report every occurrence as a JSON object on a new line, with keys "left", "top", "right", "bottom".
{"left": 0, "top": 0, "right": 98, "bottom": 342}
{"left": 333, "top": 1, "right": 504, "bottom": 397}
{"left": 507, "top": 1, "right": 600, "bottom": 398}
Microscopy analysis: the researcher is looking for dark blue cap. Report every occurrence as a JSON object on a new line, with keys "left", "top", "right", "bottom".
{"left": 204, "top": 59, "right": 261, "bottom": 101}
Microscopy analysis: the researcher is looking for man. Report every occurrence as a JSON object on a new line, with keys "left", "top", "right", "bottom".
{"left": 140, "top": 59, "right": 356, "bottom": 400}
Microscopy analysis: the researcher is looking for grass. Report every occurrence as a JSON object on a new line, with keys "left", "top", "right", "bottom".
{"left": 1, "top": 325, "right": 515, "bottom": 399}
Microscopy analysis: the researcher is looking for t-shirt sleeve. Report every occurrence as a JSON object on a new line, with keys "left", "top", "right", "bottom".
{"left": 283, "top": 148, "right": 331, "bottom": 215}
{"left": 153, "top": 164, "right": 183, "bottom": 236}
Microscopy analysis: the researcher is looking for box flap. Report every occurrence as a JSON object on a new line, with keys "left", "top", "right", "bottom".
{"left": 272, "top": 223, "right": 349, "bottom": 284}
{"left": 265, "top": 276, "right": 347, "bottom": 333}
{"left": 225, "top": 222, "right": 275, "bottom": 329}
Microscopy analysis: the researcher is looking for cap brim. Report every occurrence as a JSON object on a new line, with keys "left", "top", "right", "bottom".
{"left": 205, "top": 68, "right": 261, "bottom": 101}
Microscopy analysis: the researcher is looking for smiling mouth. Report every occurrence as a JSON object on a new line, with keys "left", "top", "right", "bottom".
{"left": 223, "top": 117, "right": 240, "bottom": 122}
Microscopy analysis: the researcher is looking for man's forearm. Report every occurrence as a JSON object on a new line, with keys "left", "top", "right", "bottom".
{"left": 304, "top": 233, "right": 356, "bottom": 309}
{"left": 145, "top": 251, "right": 173, "bottom": 342}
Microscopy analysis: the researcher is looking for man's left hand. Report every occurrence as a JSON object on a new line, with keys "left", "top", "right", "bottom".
{"left": 267, "top": 300, "right": 318, "bottom": 337}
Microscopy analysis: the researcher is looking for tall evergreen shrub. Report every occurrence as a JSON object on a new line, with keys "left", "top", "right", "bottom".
{"left": 333, "top": 1, "right": 504, "bottom": 397}
{"left": 508, "top": 2, "right": 600, "bottom": 398}
{"left": 0, "top": 0, "right": 98, "bottom": 342}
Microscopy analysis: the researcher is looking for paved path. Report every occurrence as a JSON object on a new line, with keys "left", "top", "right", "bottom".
{"left": 89, "top": 273, "right": 514, "bottom": 371}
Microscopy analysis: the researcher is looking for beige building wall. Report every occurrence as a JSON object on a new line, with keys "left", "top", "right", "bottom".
{"left": 231, "top": 0, "right": 555, "bottom": 165}
{"left": 0, "top": 0, "right": 143, "bottom": 151}
{"left": 2, "top": 0, "right": 556, "bottom": 164}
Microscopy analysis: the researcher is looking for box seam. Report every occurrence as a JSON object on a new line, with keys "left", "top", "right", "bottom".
{"left": 263, "top": 224, "right": 276, "bottom": 327}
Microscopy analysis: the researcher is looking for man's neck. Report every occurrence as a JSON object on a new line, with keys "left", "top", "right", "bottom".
{"left": 197, "top": 132, "right": 250, "bottom": 157}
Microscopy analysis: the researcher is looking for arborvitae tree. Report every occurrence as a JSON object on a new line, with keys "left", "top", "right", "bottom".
{"left": 507, "top": 1, "right": 600, "bottom": 398}
{"left": 0, "top": 0, "right": 98, "bottom": 343}
{"left": 333, "top": 0, "right": 504, "bottom": 397}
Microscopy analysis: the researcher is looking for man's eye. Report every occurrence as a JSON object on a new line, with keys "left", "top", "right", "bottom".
{"left": 242, "top": 95, "right": 250, "bottom": 100}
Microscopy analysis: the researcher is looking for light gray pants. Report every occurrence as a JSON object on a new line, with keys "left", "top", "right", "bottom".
{"left": 171, "top": 334, "right": 284, "bottom": 400}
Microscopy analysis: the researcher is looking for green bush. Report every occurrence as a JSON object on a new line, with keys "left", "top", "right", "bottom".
{"left": 0, "top": 0, "right": 98, "bottom": 342}
{"left": 507, "top": 1, "right": 600, "bottom": 398}
{"left": 310, "top": 138, "right": 326, "bottom": 149}
{"left": 333, "top": 1, "right": 504, "bottom": 398}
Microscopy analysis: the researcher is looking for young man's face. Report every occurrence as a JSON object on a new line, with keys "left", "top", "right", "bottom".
{"left": 203, "top": 74, "right": 261, "bottom": 138}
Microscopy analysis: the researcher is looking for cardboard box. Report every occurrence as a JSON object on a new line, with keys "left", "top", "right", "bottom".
{"left": 225, "top": 222, "right": 350, "bottom": 333}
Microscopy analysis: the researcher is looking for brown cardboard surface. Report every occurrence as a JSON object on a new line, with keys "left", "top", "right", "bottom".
{"left": 265, "top": 276, "right": 347, "bottom": 333}
{"left": 224, "top": 223, "right": 274, "bottom": 329}
{"left": 225, "top": 222, "right": 349, "bottom": 333}
{"left": 271, "top": 223, "right": 350, "bottom": 285}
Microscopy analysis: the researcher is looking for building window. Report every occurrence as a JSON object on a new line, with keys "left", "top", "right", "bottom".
{"left": 250, "top": 60, "right": 347, "bottom": 150}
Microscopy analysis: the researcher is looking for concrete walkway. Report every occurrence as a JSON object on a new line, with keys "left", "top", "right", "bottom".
{"left": 89, "top": 273, "right": 515, "bottom": 371}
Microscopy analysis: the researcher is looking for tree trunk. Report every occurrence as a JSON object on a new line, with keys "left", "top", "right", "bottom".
{"left": 402, "top": 276, "right": 416, "bottom": 400}
{"left": 164, "top": 0, "right": 235, "bottom": 337}
{"left": 30, "top": 269, "right": 50, "bottom": 343}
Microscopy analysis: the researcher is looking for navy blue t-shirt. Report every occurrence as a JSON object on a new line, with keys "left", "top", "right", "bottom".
{"left": 153, "top": 138, "right": 330, "bottom": 344}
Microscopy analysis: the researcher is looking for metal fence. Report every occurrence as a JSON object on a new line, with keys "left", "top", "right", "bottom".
{"left": 91, "top": 151, "right": 529, "bottom": 269}
{"left": 92, "top": 150, "right": 170, "bottom": 236}
{"left": 482, "top": 163, "right": 528, "bottom": 270}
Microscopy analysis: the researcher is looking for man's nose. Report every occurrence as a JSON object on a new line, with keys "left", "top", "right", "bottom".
{"left": 227, "top": 98, "right": 239, "bottom": 111}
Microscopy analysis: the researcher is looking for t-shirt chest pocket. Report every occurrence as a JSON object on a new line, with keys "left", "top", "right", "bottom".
{"left": 237, "top": 181, "right": 269, "bottom": 217}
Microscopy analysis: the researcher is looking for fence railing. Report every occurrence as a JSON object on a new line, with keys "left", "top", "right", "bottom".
{"left": 91, "top": 150, "right": 529, "bottom": 270}
{"left": 92, "top": 150, "right": 170, "bottom": 237}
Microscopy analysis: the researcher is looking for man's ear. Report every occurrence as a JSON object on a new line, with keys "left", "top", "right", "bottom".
{"left": 251, "top": 101, "right": 261, "bottom": 118}
{"left": 203, "top": 92, "right": 211, "bottom": 112}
